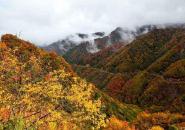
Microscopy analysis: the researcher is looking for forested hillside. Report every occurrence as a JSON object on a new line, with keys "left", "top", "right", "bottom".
{"left": 0, "top": 34, "right": 143, "bottom": 130}
{"left": 0, "top": 34, "right": 108, "bottom": 129}
{"left": 1, "top": 32, "right": 185, "bottom": 129}
{"left": 74, "top": 28, "right": 185, "bottom": 110}
{"left": 72, "top": 27, "right": 185, "bottom": 129}
{"left": 1, "top": 0, "right": 185, "bottom": 129}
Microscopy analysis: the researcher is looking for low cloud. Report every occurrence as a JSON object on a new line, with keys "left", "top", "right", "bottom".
{"left": 0, "top": 0, "right": 185, "bottom": 45}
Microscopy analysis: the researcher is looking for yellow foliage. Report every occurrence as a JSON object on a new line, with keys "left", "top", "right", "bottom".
{"left": 0, "top": 42, "right": 107, "bottom": 129}
{"left": 149, "top": 126, "right": 164, "bottom": 130}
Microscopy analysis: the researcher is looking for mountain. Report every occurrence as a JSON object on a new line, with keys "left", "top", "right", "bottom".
{"left": 0, "top": 34, "right": 105, "bottom": 129}
{"left": 43, "top": 32, "right": 106, "bottom": 55}
{"left": 44, "top": 24, "right": 185, "bottom": 67}
{"left": 40, "top": 23, "right": 185, "bottom": 129}
{"left": 43, "top": 27, "right": 137, "bottom": 62}
{"left": 73, "top": 26, "right": 185, "bottom": 113}
{"left": 44, "top": 24, "right": 185, "bottom": 56}
{"left": 67, "top": 25, "right": 160, "bottom": 66}
{"left": 1, "top": 33, "right": 185, "bottom": 130}
{"left": 42, "top": 27, "right": 138, "bottom": 67}
{"left": 0, "top": 34, "right": 142, "bottom": 130}
{"left": 63, "top": 42, "right": 124, "bottom": 66}
{"left": 71, "top": 26, "right": 185, "bottom": 129}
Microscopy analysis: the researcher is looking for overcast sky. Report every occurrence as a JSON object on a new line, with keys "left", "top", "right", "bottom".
{"left": 0, "top": 0, "right": 185, "bottom": 45}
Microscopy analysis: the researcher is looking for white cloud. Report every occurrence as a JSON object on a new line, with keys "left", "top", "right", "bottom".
{"left": 0, "top": 0, "right": 185, "bottom": 45}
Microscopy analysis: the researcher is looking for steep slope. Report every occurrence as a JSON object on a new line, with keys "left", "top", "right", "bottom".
{"left": 73, "top": 65, "right": 129, "bottom": 98}
{"left": 99, "top": 28, "right": 179, "bottom": 73}
{"left": 44, "top": 26, "right": 135, "bottom": 54}
{"left": 62, "top": 28, "right": 132, "bottom": 66}
{"left": 1, "top": 34, "right": 74, "bottom": 74}
{"left": 44, "top": 27, "right": 140, "bottom": 66}
{"left": 74, "top": 27, "right": 185, "bottom": 114}
{"left": 0, "top": 34, "right": 106, "bottom": 129}
{"left": 44, "top": 24, "right": 185, "bottom": 68}
{"left": 62, "top": 26, "right": 154, "bottom": 66}
{"left": 65, "top": 43, "right": 124, "bottom": 66}
{"left": 122, "top": 29, "right": 185, "bottom": 109}
{"left": 73, "top": 65, "right": 115, "bottom": 89}
{"left": 0, "top": 34, "right": 142, "bottom": 129}
{"left": 120, "top": 28, "right": 185, "bottom": 113}
{"left": 44, "top": 24, "right": 166, "bottom": 57}
{"left": 43, "top": 32, "right": 105, "bottom": 55}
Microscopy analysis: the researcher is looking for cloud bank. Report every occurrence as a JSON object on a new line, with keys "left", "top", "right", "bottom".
{"left": 0, "top": 0, "right": 185, "bottom": 45}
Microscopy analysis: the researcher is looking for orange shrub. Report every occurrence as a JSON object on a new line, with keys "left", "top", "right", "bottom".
{"left": 104, "top": 116, "right": 135, "bottom": 130}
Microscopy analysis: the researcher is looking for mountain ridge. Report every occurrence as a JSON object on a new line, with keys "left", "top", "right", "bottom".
{"left": 72, "top": 27, "right": 185, "bottom": 114}
{"left": 0, "top": 34, "right": 143, "bottom": 129}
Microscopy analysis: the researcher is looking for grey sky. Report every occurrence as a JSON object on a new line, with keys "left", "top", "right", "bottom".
{"left": 0, "top": 0, "right": 185, "bottom": 45}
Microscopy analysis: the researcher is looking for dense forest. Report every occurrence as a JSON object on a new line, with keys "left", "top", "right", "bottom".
{"left": 1, "top": 26, "right": 185, "bottom": 130}
{"left": 0, "top": 34, "right": 107, "bottom": 129}
{"left": 70, "top": 28, "right": 185, "bottom": 130}
{"left": 1, "top": 0, "right": 185, "bottom": 129}
{"left": 73, "top": 28, "right": 185, "bottom": 113}
{"left": 0, "top": 34, "right": 140, "bottom": 130}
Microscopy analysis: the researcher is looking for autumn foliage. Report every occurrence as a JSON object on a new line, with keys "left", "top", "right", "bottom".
{"left": 0, "top": 34, "right": 106, "bottom": 129}
{"left": 107, "top": 74, "right": 127, "bottom": 97}
{"left": 104, "top": 116, "right": 135, "bottom": 130}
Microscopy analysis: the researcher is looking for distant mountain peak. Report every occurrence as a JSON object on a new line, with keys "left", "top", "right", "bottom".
{"left": 43, "top": 23, "right": 185, "bottom": 57}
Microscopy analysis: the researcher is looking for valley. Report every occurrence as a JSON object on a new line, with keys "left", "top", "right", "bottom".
{"left": 0, "top": 24, "right": 185, "bottom": 130}
{"left": 43, "top": 24, "right": 185, "bottom": 129}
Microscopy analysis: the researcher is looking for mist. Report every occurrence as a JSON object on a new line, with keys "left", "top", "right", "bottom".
{"left": 0, "top": 0, "right": 185, "bottom": 45}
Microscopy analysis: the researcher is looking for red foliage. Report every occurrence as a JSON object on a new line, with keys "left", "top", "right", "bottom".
{"left": 107, "top": 74, "right": 126, "bottom": 97}
{"left": 0, "top": 108, "right": 11, "bottom": 122}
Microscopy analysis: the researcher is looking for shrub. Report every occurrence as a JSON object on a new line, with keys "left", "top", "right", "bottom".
{"left": 168, "top": 125, "right": 178, "bottom": 130}
{"left": 104, "top": 116, "right": 135, "bottom": 130}
{"left": 134, "top": 112, "right": 184, "bottom": 130}
{"left": 149, "top": 126, "right": 164, "bottom": 130}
